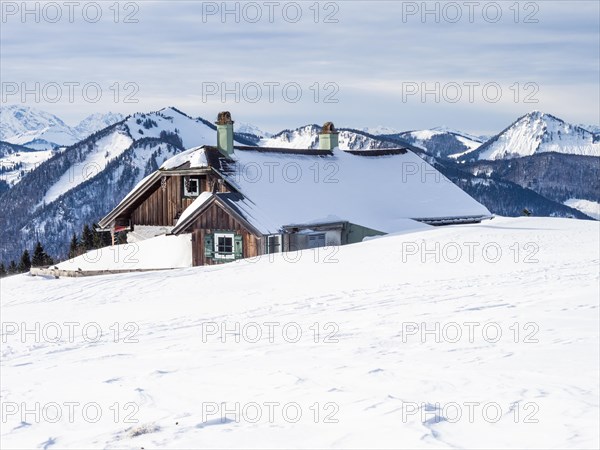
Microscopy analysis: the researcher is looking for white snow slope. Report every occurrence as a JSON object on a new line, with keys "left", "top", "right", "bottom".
{"left": 1, "top": 217, "right": 598, "bottom": 449}
{"left": 564, "top": 198, "right": 600, "bottom": 220}
{"left": 41, "top": 131, "right": 134, "bottom": 205}
{"left": 474, "top": 111, "right": 600, "bottom": 160}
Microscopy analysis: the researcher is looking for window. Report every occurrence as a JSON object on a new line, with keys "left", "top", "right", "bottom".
{"left": 183, "top": 177, "right": 200, "bottom": 197}
{"left": 307, "top": 233, "right": 326, "bottom": 249}
{"left": 207, "top": 232, "right": 243, "bottom": 260}
{"left": 266, "top": 235, "right": 281, "bottom": 254}
{"left": 216, "top": 233, "right": 233, "bottom": 255}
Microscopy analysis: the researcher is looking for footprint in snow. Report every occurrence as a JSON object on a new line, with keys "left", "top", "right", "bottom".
{"left": 40, "top": 437, "right": 56, "bottom": 450}
{"left": 12, "top": 421, "right": 31, "bottom": 430}
{"left": 104, "top": 377, "right": 122, "bottom": 383}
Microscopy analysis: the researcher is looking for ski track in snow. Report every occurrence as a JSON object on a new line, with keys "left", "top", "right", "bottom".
{"left": 1, "top": 217, "right": 598, "bottom": 448}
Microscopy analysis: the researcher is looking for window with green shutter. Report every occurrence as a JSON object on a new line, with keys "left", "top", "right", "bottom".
{"left": 207, "top": 231, "right": 242, "bottom": 261}
{"left": 204, "top": 231, "right": 244, "bottom": 261}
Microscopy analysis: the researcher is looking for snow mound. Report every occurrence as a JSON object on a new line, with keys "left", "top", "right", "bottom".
{"left": 56, "top": 233, "right": 192, "bottom": 271}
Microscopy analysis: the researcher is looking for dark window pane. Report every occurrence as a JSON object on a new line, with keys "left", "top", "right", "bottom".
{"left": 217, "top": 236, "right": 233, "bottom": 253}
{"left": 267, "top": 236, "right": 280, "bottom": 254}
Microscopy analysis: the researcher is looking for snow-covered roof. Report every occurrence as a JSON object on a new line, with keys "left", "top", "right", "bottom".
{"left": 171, "top": 145, "right": 491, "bottom": 235}
{"left": 160, "top": 146, "right": 210, "bottom": 170}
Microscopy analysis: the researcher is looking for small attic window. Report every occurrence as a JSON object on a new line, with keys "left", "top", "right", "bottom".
{"left": 183, "top": 177, "right": 200, "bottom": 197}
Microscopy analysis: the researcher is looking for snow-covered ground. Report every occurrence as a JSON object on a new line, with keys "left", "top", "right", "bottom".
{"left": 1, "top": 217, "right": 598, "bottom": 449}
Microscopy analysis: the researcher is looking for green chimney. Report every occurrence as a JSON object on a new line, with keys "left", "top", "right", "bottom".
{"left": 319, "top": 121, "right": 339, "bottom": 151}
{"left": 216, "top": 111, "right": 234, "bottom": 156}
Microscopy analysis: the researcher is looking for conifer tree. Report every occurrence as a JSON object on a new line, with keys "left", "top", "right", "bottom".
{"left": 32, "top": 241, "right": 53, "bottom": 267}
{"left": 8, "top": 260, "right": 17, "bottom": 274}
{"left": 18, "top": 249, "right": 31, "bottom": 272}
{"left": 81, "top": 224, "right": 94, "bottom": 251}
{"left": 92, "top": 223, "right": 111, "bottom": 249}
{"left": 69, "top": 233, "right": 79, "bottom": 258}
{"left": 32, "top": 242, "right": 44, "bottom": 266}
{"left": 0, "top": 262, "right": 6, "bottom": 277}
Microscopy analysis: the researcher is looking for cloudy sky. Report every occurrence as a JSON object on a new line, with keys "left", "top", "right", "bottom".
{"left": 1, "top": 1, "right": 599, "bottom": 134}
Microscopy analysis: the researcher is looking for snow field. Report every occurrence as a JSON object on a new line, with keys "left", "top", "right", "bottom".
{"left": 0, "top": 217, "right": 598, "bottom": 448}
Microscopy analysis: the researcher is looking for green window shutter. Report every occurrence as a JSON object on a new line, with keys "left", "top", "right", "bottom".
{"left": 204, "top": 233, "right": 214, "bottom": 258}
{"left": 234, "top": 234, "right": 243, "bottom": 259}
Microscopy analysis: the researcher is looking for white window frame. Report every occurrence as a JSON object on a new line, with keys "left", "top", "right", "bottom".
{"left": 214, "top": 232, "right": 235, "bottom": 260}
{"left": 183, "top": 177, "right": 200, "bottom": 197}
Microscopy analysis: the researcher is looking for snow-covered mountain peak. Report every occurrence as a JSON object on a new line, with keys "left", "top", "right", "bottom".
{"left": 0, "top": 105, "right": 124, "bottom": 149}
{"left": 260, "top": 124, "right": 321, "bottom": 148}
{"left": 259, "top": 124, "right": 398, "bottom": 151}
{"left": 122, "top": 107, "right": 255, "bottom": 149}
{"left": 386, "top": 127, "right": 483, "bottom": 159}
{"left": 360, "top": 125, "right": 400, "bottom": 135}
{"left": 236, "top": 122, "right": 272, "bottom": 138}
{"left": 429, "top": 126, "right": 483, "bottom": 141}
{"left": 468, "top": 111, "right": 600, "bottom": 160}
{"left": 157, "top": 106, "right": 192, "bottom": 119}
{"left": 74, "top": 112, "right": 124, "bottom": 139}
{"left": 0, "top": 105, "right": 70, "bottom": 142}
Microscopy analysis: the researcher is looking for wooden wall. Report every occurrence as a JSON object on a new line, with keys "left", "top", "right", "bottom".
{"left": 130, "top": 174, "right": 225, "bottom": 227}
{"left": 189, "top": 202, "right": 261, "bottom": 266}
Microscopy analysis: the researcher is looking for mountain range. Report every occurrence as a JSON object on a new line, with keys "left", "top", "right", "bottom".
{"left": 0, "top": 106, "right": 597, "bottom": 264}
{"left": 0, "top": 105, "right": 124, "bottom": 150}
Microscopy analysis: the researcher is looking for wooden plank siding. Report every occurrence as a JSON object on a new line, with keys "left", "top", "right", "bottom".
{"left": 188, "top": 203, "right": 261, "bottom": 266}
{"left": 130, "top": 174, "right": 228, "bottom": 227}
